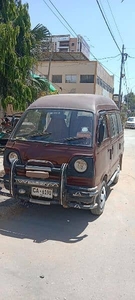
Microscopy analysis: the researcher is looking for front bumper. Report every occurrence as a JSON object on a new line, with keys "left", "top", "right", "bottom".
{"left": 125, "top": 124, "right": 135, "bottom": 129}
{"left": 1, "top": 159, "right": 98, "bottom": 210}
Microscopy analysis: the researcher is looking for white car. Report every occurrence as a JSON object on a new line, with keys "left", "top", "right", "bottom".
{"left": 125, "top": 117, "right": 135, "bottom": 129}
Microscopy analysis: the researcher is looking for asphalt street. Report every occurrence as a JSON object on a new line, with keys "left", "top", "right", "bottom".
{"left": 0, "top": 129, "right": 135, "bottom": 300}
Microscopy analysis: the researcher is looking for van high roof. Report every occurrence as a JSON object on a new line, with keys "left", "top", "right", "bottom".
{"left": 29, "top": 94, "right": 118, "bottom": 112}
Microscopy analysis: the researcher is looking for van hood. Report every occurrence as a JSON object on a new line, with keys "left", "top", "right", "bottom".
{"left": 6, "top": 140, "right": 93, "bottom": 166}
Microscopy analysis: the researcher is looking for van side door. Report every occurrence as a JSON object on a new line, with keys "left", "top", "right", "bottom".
{"left": 107, "top": 112, "right": 121, "bottom": 176}
{"left": 96, "top": 113, "right": 112, "bottom": 185}
{"left": 116, "top": 112, "right": 124, "bottom": 169}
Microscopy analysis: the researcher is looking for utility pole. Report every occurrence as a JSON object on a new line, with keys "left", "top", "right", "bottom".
{"left": 118, "top": 44, "right": 128, "bottom": 110}
{"left": 47, "top": 36, "right": 53, "bottom": 82}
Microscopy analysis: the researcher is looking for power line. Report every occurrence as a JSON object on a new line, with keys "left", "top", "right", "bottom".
{"left": 42, "top": 0, "right": 119, "bottom": 80}
{"left": 106, "top": 0, "right": 124, "bottom": 44}
{"left": 42, "top": 0, "right": 79, "bottom": 63}
{"left": 42, "top": 0, "right": 75, "bottom": 37}
{"left": 97, "top": 54, "right": 121, "bottom": 60}
{"left": 48, "top": 0, "right": 78, "bottom": 37}
{"left": 96, "top": 0, "right": 121, "bottom": 53}
{"left": 90, "top": 51, "right": 119, "bottom": 78}
{"left": 99, "top": 0, "right": 117, "bottom": 41}
{"left": 128, "top": 55, "right": 135, "bottom": 59}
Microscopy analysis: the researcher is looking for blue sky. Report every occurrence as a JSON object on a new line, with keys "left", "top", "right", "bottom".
{"left": 22, "top": 0, "right": 135, "bottom": 95}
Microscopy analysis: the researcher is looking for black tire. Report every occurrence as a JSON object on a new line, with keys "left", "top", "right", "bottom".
{"left": 91, "top": 181, "right": 107, "bottom": 216}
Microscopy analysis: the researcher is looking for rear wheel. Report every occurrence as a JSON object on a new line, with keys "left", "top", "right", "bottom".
{"left": 91, "top": 181, "right": 107, "bottom": 216}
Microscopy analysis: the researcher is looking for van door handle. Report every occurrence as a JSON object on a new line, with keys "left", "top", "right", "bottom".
{"left": 108, "top": 147, "right": 113, "bottom": 159}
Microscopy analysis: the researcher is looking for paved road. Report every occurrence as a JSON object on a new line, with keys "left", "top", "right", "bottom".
{"left": 0, "top": 130, "right": 135, "bottom": 300}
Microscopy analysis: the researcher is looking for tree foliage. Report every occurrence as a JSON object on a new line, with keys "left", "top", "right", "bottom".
{"left": 0, "top": 0, "right": 50, "bottom": 112}
{"left": 31, "top": 23, "right": 50, "bottom": 59}
{"left": 124, "top": 92, "right": 135, "bottom": 111}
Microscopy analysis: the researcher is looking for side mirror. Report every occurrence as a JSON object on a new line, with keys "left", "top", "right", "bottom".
{"left": 98, "top": 121, "right": 104, "bottom": 145}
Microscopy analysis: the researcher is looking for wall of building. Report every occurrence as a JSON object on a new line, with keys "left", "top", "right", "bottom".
{"left": 69, "top": 38, "right": 78, "bottom": 52}
{"left": 50, "top": 35, "right": 90, "bottom": 59}
{"left": 36, "top": 60, "right": 96, "bottom": 94}
{"left": 95, "top": 62, "right": 114, "bottom": 98}
{"left": 36, "top": 60, "right": 114, "bottom": 97}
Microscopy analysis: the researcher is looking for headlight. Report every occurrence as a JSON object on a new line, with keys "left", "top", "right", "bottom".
{"left": 8, "top": 152, "right": 18, "bottom": 163}
{"left": 74, "top": 159, "right": 87, "bottom": 173}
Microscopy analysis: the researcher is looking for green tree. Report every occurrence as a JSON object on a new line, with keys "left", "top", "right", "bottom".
{"left": 31, "top": 23, "right": 50, "bottom": 60}
{"left": 124, "top": 92, "right": 135, "bottom": 111}
{"left": 0, "top": 0, "right": 33, "bottom": 111}
{"left": 0, "top": 0, "right": 50, "bottom": 112}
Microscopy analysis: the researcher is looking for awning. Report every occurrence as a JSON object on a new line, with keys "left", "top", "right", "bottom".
{"left": 30, "top": 73, "right": 57, "bottom": 93}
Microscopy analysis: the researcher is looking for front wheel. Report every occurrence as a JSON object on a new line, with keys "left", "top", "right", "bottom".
{"left": 91, "top": 181, "right": 107, "bottom": 216}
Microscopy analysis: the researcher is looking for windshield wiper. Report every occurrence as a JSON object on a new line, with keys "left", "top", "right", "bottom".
{"left": 64, "top": 136, "right": 87, "bottom": 142}
{"left": 28, "top": 131, "right": 51, "bottom": 138}
{"left": 13, "top": 131, "right": 51, "bottom": 140}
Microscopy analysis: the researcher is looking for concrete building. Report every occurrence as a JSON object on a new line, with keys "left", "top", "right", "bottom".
{"left": 41, "top": 34, "right": 90, "bottom": 60}
{"left": 35, "top": 60, "right": 114, "bottom": 98}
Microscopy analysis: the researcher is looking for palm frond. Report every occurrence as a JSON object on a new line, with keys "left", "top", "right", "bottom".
{"left": 31, "top": 23, "right": 50, "bottom": 42}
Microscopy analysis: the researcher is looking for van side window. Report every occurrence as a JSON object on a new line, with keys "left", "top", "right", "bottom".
{"left": 108, "top": 113, "right": 118, "bottom": 138}
{"left": 102, "top": 115, "right": 108, "bottom": 140}
{"left": 116, "top": 113, "right": 123, "bottom": 133}
{"left": 98, "top": 114, "right": 108, "bottom": 142}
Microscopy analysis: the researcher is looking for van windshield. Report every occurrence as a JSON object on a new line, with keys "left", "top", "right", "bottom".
{"left": 12, "top": 109, "right": 93, "bottom": 147}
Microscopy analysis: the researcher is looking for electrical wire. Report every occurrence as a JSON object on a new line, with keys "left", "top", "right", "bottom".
{"left": 96, "top": 0, "right": 122, "bottom": 53}
{"left": 89, "top": 51, "right": 119, "bottom": 79}
{"left": 106, "top": 0, "right": 124, "bottom": 44}
{"left": 41, "top": 0, "right": 120, "bottom": 80}
{"left": 99, "top": 0, "right": 117, "bottom": 42}
{"left": 128, "top": 55, "right": 135, "bottom": 59}
{"left": 1, "top": 0, "right": 120, "bottom": 89}
{"left": 42, "top": 0, "right": 75, "bottom": 37}
{"left": 48, "top": 0, "right": 78, "bottom": 37}
{"left": 97, "top": 54, "right": 121, "bottom": 60}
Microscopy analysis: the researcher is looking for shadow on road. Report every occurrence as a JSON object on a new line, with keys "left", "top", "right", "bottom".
{"left": 0, "top": 203, "right": 99, "bottom": 244}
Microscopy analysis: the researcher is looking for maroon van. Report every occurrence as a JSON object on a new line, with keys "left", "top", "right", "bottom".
{"left": 3, "top": 94, "right": 124, "bottom": 215}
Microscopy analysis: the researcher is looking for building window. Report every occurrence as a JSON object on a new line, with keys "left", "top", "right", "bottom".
{"left": 65, "top": 75, "right": 77, "bottom": 83}
{"left": 59, "top": 41, "right": 69, "bottom": 47}
{"left": 80, "top": 75, "right": 94, "bottom": 83}
{"left": 52, "top": 75, "right": 62, "bottom": 83}
{"left": 71, "top": 43, "right": 74, "bottom": 46}
{"left": 96, "top": 76, "right": 113, "bottom": 94}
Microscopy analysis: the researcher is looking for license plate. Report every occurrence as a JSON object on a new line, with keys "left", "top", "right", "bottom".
{"left": 31, "top": 187, "right": 53, "bottom": 199}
